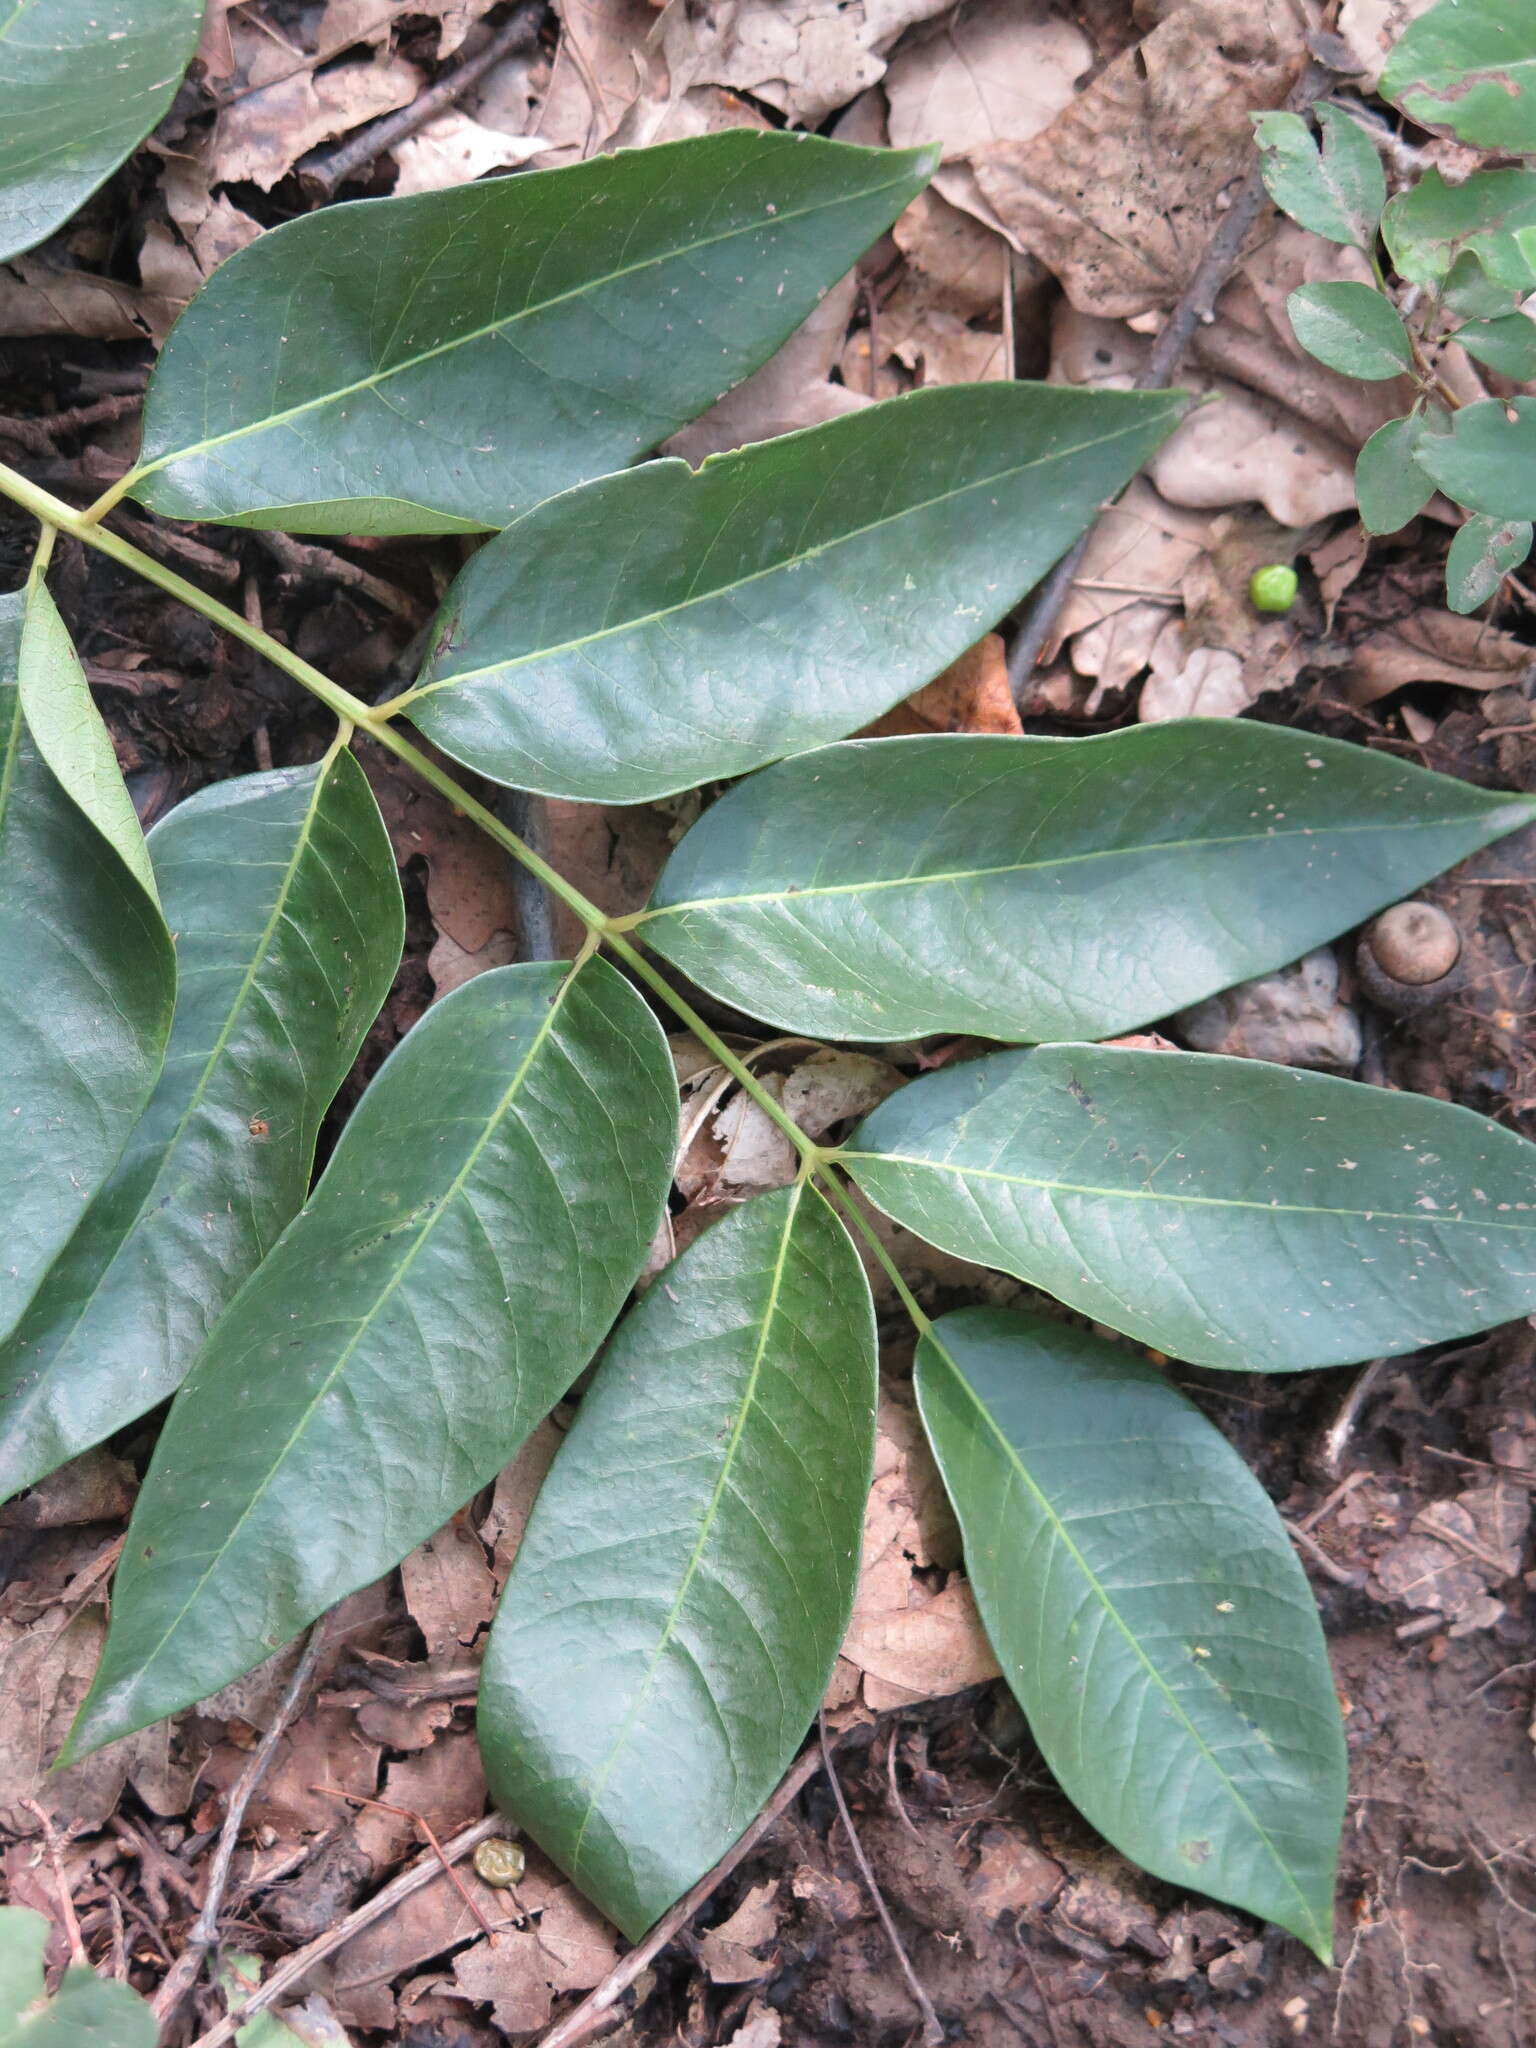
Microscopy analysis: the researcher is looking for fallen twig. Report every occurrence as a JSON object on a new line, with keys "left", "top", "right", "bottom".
{"left": 532, "top": 1740, "right": 829, "bottom": 2048}
{"left": 155, "top": 1625, "right": 328, "bottom": 2027}
{"left": 309, "top": 1785, "right": 497, "bottom": 1938}
{"left": 187, "top": 1812, "right": 505, "bottom": 2048}
{"left": 1006, "top": 57, "right": 1338, "bottom": 703}
{"left": 819, "top": 1711, "right": 945, "bottom": 2047}
{"left": 20, "top": 1800, "right": 87, "bottom": 1968}
{"left": 303, "top": 0, "right": 544, "bottom": 197}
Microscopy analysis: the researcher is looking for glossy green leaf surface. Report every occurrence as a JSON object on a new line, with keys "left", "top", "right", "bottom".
{"left": 1380, "top": 0, "right": 1536, "bottom": 152}
{"left": 639, "top": 723, "right": 1535, "bottom": 1044}
{"left": 1383, "top": 168, "right": 1536, "bottom": 289}
{"left": 0, "top": 0, "right": 204, "bottom": 266}
{"left": 65, "top": 958, "right": 675, "bottom": 1755}
{"left": 0, "top": 750, "right": 403, "bottom": 1502}
{"left": 404, "top": 383, "right": 1185, "bottom": 803}
{"left": 126, "top": 132, "right": 935, "bottom": 536}
{"left": 1455, "top": 312, "right": 1536, "bottom": 379}
{"left": 1253, "top": 105, "right": 1384, "bottom": 250}
{"left": 1416, "top": 397, "right": 1536, "bottom": 519}
{"left": 916, "top": 1308, "right": 1344, "bottom": 1957}
{"left": 480, "top": 1184, "right": 877, "bottom": 1939}
{"left": 1286, "top": 281, "right": 1412, "bottom": 381}
{"left": 0, "top": 1905, "right": 155, "bottom": 2047}
{"left": 1446, "top": 514, "right": 1533, "bottom": 613}
{"left": 846, "top": 1046, "right": 1536, "bottom": 1371}
{"left": 0, "top": 592, "right": 174, "bottom": 1348}
{"left": 1354, "top": 415, "right": 1436, "bottom": 535}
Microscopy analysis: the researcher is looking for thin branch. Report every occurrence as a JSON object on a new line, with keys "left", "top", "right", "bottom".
{"left": 308, "top": 1786, "right": 497, "bottom": 1937}
{"left": 1006, "top": 57, "right": 1339, "bottom": 703}
{"left": 20, "top": 1801, "right": 87, "bottom": 1968}
{"left": 187, "top": 1814, "right": 506, "bottom": 2048}
{"left": 818, "top": 1712, "right": 944, "bottom": 2046}
{"left": 154, "top": 1625, "right": 328, "bottom": 2026}
{"left": 303, "top": 0, "right": 544, "bottom": 197}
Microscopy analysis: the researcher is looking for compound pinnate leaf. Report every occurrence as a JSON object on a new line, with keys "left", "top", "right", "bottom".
{"left": 1253, "top": 105, "right": 1384, "bottom": 250}
{"left": 480, "top": 1184, "right": 876, "bottom": 1939}
{"left": 915, "top": 1308, "right": 1344, "bottom": 1957}
{"left": 1446, "top": 514, "right": 1534, "bottom": 614}
{"left": 402, "top": 384, "right": 1185, "bottom": 803}
{"left": 0, "top": 591, "right": 174, "bottom": 1348}
{"left": 64, "top": 957, "right": 674, "bottom": 1755}
{"left": 1381, "top": 0, "right": 1536, "bottom": 153}
{"left": 1354, "top": 415, "right": 1436, "bottom": 536}
{"left": 638, "top": 723, "right": 1534, "bottom": 1044}
{"left": 845, "top": 1045, "right": 1536, "bottom": 1372}
{"left": 0, "top": 1904, "right": 155, "bottom": 2047}
{"left": 124, "top": 131, "right": 935, "bottom": 537}
{"left": 0, "top": 749, "right": 403, "bottom": 1501}
{"left": 1416, "top": 397, "right": 1536, "bottom": 519}
{"left": 1286, "top": 281, "right": 1413, "bottom": 381}
{"left": 0, "top": 0, "right": 204, "bottom": 267}
{"left": 1383, "top": 168, "right": 1536, "bottom": 289}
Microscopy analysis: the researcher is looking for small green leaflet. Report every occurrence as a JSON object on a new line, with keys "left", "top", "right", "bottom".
{"left": 0, "top": 1904, "right": 155, "bottom": 2047}
{"left": 1455, "top": 313, "right": 1536, "bottom": 381}
{"left": 0, "top": 750, "right": 403, "bottom": 1502}
{"left": 401, "top": 384, "right": 1185, "bottom": 803}
{"left": 1382, "top": 169, "right": 1536, "bottom": 289}
{"left": 1253, "top": 105, "right": 1384, "bottom": 250}
{"left": 124, "top": 132, "right": 936, "bottom": 536}
{"left": 1380, "top": 0, "right": 1536, "bottom": 153}
{"left": 1416, "top": 397, "right": 1536, "bottom": 520}
{"left": 639, "top": 722, "right": 1535, "bottom": 1043}
{"left": 1446, "top": 515, "right": 1533, "bottom": 614}
{"left": 915, "top": 1309, "right": 1344, "bottom": 1958}
{"left": 0, "top": 0, "right": 204, "bottom": 266}
{"left": 0, "top": 591, "right": 174, "bottom": 1348}
{"left": 64, "top": 957, "right": 675, "bottom": 1756}
{"left": 480, "top": 1184, "right": 877, "bottom": 1940}
{"left": 1286, "top": 281, "right": 1413, "bottom": 381}
{"left": 1354, "top": 415, "right": 1436, "bottom": 536}
{"left": 844, "top": 1044, "right": 1536, "bottom": 1372}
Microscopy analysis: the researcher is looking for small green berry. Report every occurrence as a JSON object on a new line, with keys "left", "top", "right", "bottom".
{"left": 1249, "top": 564, "right": 1298, "bottom": 613}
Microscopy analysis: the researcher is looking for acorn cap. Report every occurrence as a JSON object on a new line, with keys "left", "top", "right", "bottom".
{"left": 1364, "top": 902, "right": 1461, "bottom": 986}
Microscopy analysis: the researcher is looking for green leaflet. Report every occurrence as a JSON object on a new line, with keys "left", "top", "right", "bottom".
{"left": 65, "top": 957, "right": 675, "bottom": 1756}
{"left": 480, "top": 1184, "right": 877, "bottom": 1939}
{"left": 638, "top": 723, "right": 1536, "bottom": 1044}
{"left": 916, "top": 1309, "right": 1344, "bottom": 1958}
{"left": 1380, "top": 0, "right": 1536, "bottom": 153}
{"left": 1253, "top": 105, "right": 1384, "bottom": 250}
{"left": 1446, "top": 515, "right": 1534, "bottom": 614}
{"left": 1354, "top": 414, "right": 1437, "bottom": 536}
{"left": 0, "top": 590, "right": 174, "bottom": 1347}
{"left": 124, "top": 132, "right": 936, "bottom": 536}
{"left": 1382, "top": 168, "right": 1536, "bottom": 290}
{"left": 1416, "top": 397, "right": 1536, "bottom": 520}
{"left": 0, "top": 749, "right": 403, "bottom": 1501}
{"left": 845, "top": 1045, "right": 1536, "bottom": 1372}
{"left": 0, "top": 0, "right": 204, "bottom": 266}
{"left": 1455, "top": 312, "right": 1536, "bottom": 380}
{"left": 401, "top": 384, "right": 1186, "bottom": 803}
{"left": 1286, "top": 281, "right": 1413, "bottom": 382}
{"left": 0, "top": 1905, "right": 155, "bottom": 2047}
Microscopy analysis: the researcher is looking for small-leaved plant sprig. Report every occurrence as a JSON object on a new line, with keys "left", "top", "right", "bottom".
{"left": 1256, "top": 0, "right": 1536, "bottom": 611}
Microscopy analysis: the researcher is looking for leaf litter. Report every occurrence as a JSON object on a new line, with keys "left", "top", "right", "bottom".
{"left": 8, "top": 0, "right": 1536, "bottom": 2041}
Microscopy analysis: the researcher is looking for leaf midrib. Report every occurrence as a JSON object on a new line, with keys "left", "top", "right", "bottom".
{"left": 0, "top": 759, "right": 337, "bottom": 1417}
{"left": 104, "top": 958, "right": 582, "bottom": 1720}
{"left": 926, "top": 1334, "right": 1327, "bottom": 1953}
{"left": 848, "top": 1150, "right": 1535, "bottom": 1233}
{"left": 412, "top": 412, "right": 1177, "bottom": 701}
{"left": 642, "top": 805, "right": 1525, "bottom": 923}
{"left": 131, "top": 162, "right": 924, "bottom": 488}
{"left": 567, "top": 1181, "right": 804, "bottom": 1878}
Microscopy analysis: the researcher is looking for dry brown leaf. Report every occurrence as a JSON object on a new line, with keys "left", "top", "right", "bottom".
{"left": 158, "top": 155, "right": 263, "bottom": 280}
{"left": 209, "top": 17, "right": 423, "bottom": 190}
{"left": 1348, "top": 614, "right": 1530, "bottom": 704}
{"left": 723, "top": 2004, "right": 784, "bottom": 2048}
{"left": 0, "top": 1600, "right": 164, "bottom": 1835}
{"left": 426, "top": 927, "right": 518, "bottom": 999}
{"left": 330, "top": 1869, "right": 511, "bottom": 2030}
{"left": 655, "top": 0, "right": 954, "bottom": 129}
{"left": 0, "top": 257, "right": 177, "bottom": 340}
{"left": 351, "top": 1734, "right": 489, "bottom": 1867}
{"left": 883, "top": 289, "right": 1008, "bottom": 385}
{"left": 1176, "top": 950, "right": 1362, "bottom": 1071}
{"left": 863, "top": 633, "right": 1023, "bottom": 737}
{"left": 1151, "top": 381, "right": 1356, "bottom": 526}
{"left": 390, "top": 110, "right": 542, "bottom": 193}
{"left": 481, "top": 1415, "right": 567, "bottom": 1590}
{"left": 533, "top": 0, "right": 656, "bottom": 160}
{"left": 973, "top": 0, "right": 1302, "bottom": 318}
{"left": 448, "top": 1867, "right": 618, "bottom": 2032}
{"left": 1070, "top": 602, "right": 1170, "bottom": 703}
{"left": 1337, "top": 0, "right": 1438, "bottom": 83}
{"left": 679, "top": 1050, "right": 901, "bottom": 1203}
{"left": 1138, "top": 642, "right": 1250, "bottom": 722}
{"left": 662, "top": 274, "right": 867, "bottom": 466}
{"left": 399, "top": 1513, "right": 497, "bottom": 1659}
{"left": 0, "top": 1449, "right": 134, "bottom": 1529}
{"left": 892, "top": 188, "right": 1012, "bottom": 323}
{"left": 698, "top": 1880, "right": 781, "bottom": 1983}
{"left": 884, "top": 0, "right": 1091, "bottom": 243}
